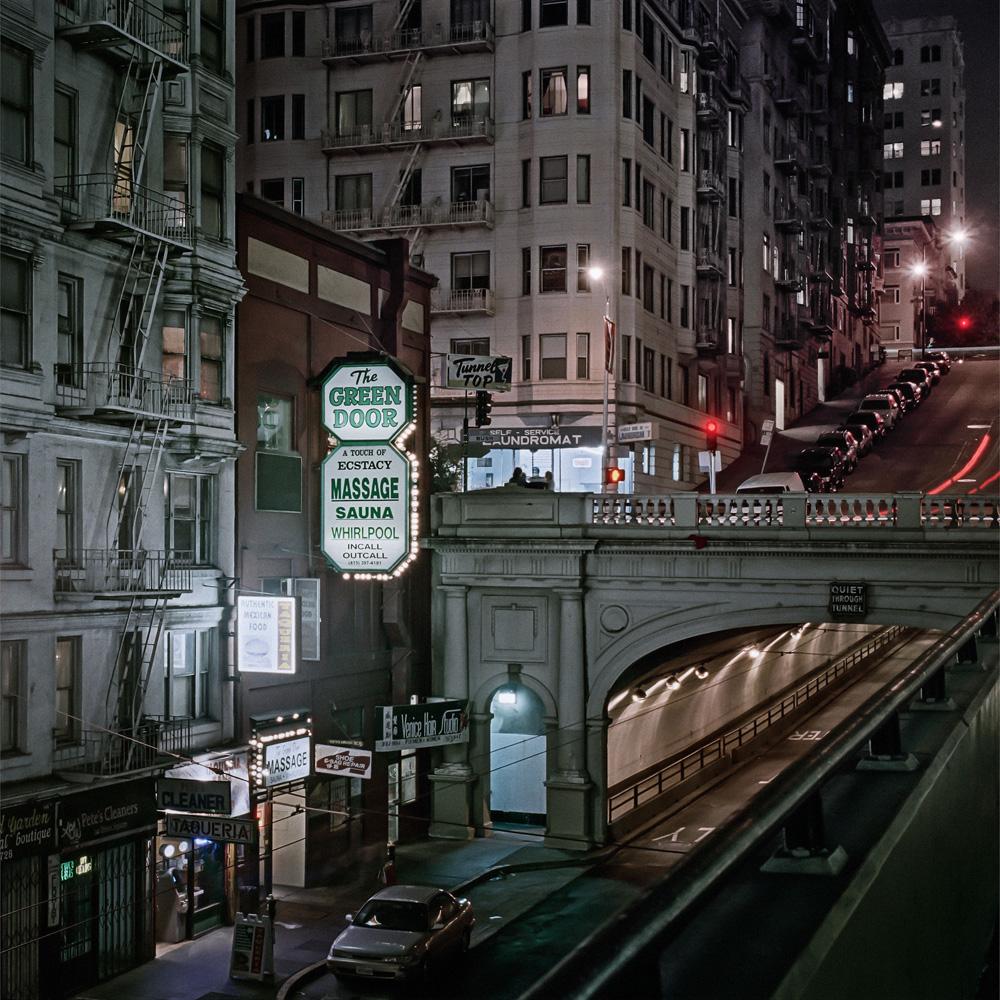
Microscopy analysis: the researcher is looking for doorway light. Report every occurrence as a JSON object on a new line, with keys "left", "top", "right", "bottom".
{"left": 496, "top": 689, "right": 517, "bottom": 706}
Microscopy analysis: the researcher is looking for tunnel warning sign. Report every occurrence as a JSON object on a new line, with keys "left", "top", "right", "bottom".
{"left": 829, "top": 582, "right": 867, "bottom": 619}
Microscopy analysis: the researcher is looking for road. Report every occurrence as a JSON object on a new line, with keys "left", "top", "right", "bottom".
{"left": 300, "top": 629, "right": 944, "bottom": 1000}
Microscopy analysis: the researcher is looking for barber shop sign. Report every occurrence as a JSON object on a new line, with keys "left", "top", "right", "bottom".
{"left": 320, "top": 354, "right": 420, "bottom": 580}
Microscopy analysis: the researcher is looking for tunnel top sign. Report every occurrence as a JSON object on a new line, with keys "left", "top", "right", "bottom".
{"left": 322, "top": 359, "right": 413, "bottom": 443}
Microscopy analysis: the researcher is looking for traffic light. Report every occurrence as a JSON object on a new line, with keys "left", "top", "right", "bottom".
{"left": 604, "top": 466, "right": 626, "bottom": 486}
{"left": 705, "top": 418, "right": 719, "bottom": 453}
{"left": 474, "top": 390, "right": 493, "bottom": 427}
{"left": 958, "top": 315, "right": 972, "bottom": 331}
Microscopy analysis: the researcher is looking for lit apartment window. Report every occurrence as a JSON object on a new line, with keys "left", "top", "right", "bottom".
{"left": 920, "top": 198, "right": 942, "bottom": 216}
{"left": 540, "top": 68, "right": 568, "bottom": 116}
{"left": 920, "top": 108, "right": 942, "bottom": 128}
{"left": 54, "top": 637, "right": 80, "bottom": 745}
{"left": 920, "top": 140, "right": 942, "bottom": 156}
{"left": 1, "top": 43, "right": 31, "bottom": 165}
{"left": 540, "top": 246, "right": 568, "bottom": 292}
{"left": 522, "top": 71, "right": 532, "bottom": 119}
{"left": 577, "top": 67, "right": 590, "bottom": 113}
{"left": 199, "top": 314, "right": 224, "bottom": 402}
{"left": 162, "top": 309, "right": 186, "bottom": 382}
{"left": 883, "top": 142, "right": 904, "bottom": 159}
{"left": 882, "top": 81, "right": 904, "bottom": 100}
{"left": 680, "top": 51, "right": 691, "bottom": 93}
{"left": 335, "top": 90, "right": 371, "bottom": 136}
{"left": 540, "top": 334, "right": 567, "bottom": 379}
{"left": 680, "top": 128, "right": 690, "bottom": 171}
{"left": 452, "top": 79, "right": 490, "bottom": 123}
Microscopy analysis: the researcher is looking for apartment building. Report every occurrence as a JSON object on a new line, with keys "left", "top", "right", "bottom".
{"left": 0, "top": 2, "right": 242, "bottom": 995}
{"left": 236, "top": 0, "right": 751, "bottom": 492}
{"left": 879, "top": 216, "right": 943, "bottom": 353}
{"left": 740, "top": 0, "right": 887, "bottom": 436}
{"left": 881, "top": 15, "right": 966, "bottom": 300}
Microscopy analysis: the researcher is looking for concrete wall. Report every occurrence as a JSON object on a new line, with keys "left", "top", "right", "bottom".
{"left": 774, "top": 670, "right": 998, "bottom": 1000}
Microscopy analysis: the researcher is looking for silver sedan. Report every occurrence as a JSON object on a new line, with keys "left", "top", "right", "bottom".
{"left": 326, "top": 885, "right": 474, "bottom": 982}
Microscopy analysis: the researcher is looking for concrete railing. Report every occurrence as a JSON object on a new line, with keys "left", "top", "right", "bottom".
{"left": 433, "top": 491, "right": 1000, "bottom": 534}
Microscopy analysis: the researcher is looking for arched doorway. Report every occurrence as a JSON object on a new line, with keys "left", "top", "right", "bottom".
{"left": 489, "top": 684, "right": 546, "bottom": 826}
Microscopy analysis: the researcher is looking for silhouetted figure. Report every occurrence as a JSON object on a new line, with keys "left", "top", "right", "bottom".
{"left": 508, "top": 467, "right": 527, "bottom": 486}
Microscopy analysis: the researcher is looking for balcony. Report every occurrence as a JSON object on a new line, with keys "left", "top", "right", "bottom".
{"left": 808, "top": 158, "right": 832, "bottom": 178}
{"left": 695, "top": 328, "right": 721, "bottom": 355}
{"left": 774, "top": 90, "right": 802, "bottom": 118}
{"left": 54, "top": 363, "right": 194, "bottom": 423}
{"left": 695, "top": 92, "right": 724, "bottom": 127}
{"left": 54, "top": 549, "right": 193, "bottom": 599}
{"left": 719, "top": 73, "right": 752, "bottom": 110}
{"left": 55, "top": 0, "right": 188, "bottom": 71}
{"left": 775, "top": 212, "right": 804, "bottom": 233}
{"left": 322, "top": 19, "right": 494, "bottom": 62}
{"left": 791, "top": 28, "right": 821, "bottom": 64}
{"left": 810, "top": 312, "right": 835, "bottom": 337}
{"left": 53, "top": 717, "right": 192, "bottom": 778}
{"left": 775, "top": 268, "right": 803, "bottom": 292}
{"left": 696, "top": 251, "right": 725, "bottom": 278}
{"left": 774, "top": 151, "right": 797, "bottom": 174}
{"left": 808, "top": 209, "right": 833, "bottom": 230}
{"left": 55, "top": 173, "right": 191, "bottom": 248}
{"left": 698, "top": 29, "right": 724, "bottom": 67}
{"left": 321, "top": 116, "right": 494, "bottom": 155}
{"left": 774, "top": 319, "right": 806, "bottom": 349}
{"left": 323, "top": 199, "right": 494, "bottom": 236}
{"left": 430, "top": 288, "right": 495, "bottom": 316}
{"left": 696, "top": 171, "right": 725, "bottom": 202}
{"left": 722, "top": 353, "right": 744, "bottom": 381}
{"left": 856, "top": 201, "right": 878, "bottom": 228}
{"left": 744, "top": 0, "right": 794, "bottom": 21}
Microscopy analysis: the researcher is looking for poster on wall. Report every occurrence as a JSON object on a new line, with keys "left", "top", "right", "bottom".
{"left": 375, "top": 700, "right": 469, "bottom": 751}
{"left": 237, "top": 595, "right": 298, "bottom": 674}
{"left": 320, "top": 355, "right": 419, "bottom": 579}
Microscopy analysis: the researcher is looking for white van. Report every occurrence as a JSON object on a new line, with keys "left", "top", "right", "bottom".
{"left": 734, "top": 472, "right": 807, "bottom": 494}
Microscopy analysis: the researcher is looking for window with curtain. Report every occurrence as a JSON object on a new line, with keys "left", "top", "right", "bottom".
{"left": 540, "top": 68, "right": 568, "bottom": 116}
{"left": 577, "top": 67, "right": 590, "bottom": 113}
{"left": 56, "top": 460, "right": 79, "bottom": 564}
{"left": 335, "top": 173, "right": 372, "bottom": 211}
{"left": 451, "top": 79, "right": 490, "bottom": 122}
{"left": 540, "top": 246, "right": 567, "bottom": 292}
{"left": 164, "top": 631, "right": 213, "bottom": 720}
{"left": 165, "top": 472, "right": 214, "bottom": 564}
{"left": 540, "top": 334, "right": 567, "bottom": 379}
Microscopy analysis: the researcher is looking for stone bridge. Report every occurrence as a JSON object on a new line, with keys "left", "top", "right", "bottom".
{"left": 425, "top": 490, "right": 999, "bottom": 848}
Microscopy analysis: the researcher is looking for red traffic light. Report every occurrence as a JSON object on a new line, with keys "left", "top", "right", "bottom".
{"left": 958, "top": 315, "right": 971, "bottom": 330}
{"left": 705, "top": 418, "right": 719, "bottom": 452}
{"left": 605, "top": 466, "right": 626, "bottom": 486}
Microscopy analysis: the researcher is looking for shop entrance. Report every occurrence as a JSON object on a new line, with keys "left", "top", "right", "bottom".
{"left": 488, "top": 685, "right": 546, "bottom": 826}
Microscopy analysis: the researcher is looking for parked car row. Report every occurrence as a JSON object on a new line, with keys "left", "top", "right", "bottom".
{"left": 739, "top": 354, "right": 951, "bottom": 495}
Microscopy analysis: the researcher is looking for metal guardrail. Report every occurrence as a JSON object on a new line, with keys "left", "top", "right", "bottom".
{"left": 430, "top": 288, "right": 496, "bottom": 315}
{"left": 54, "top": 173, "right": 192, "bottom": 244}
{"left": 56, "top": 0, "right": 188, "bottom": 64}
{"left": 522, "top": 590, "right": 1000, "bottom": 1000}
{"left": 323, "top": 199, "right": 493, "bottom": 233}
{"left": 321, "top": 116, "right": 493, "bottom": 151}
{"left": 608, "top": 625, "right": 907, "bottom": 824}
{"left": 53, "top": 548, "right": 193, "bottom": 595}
{"left": 53, "top": 717, "right": 192, "bottom": 776}
{"left": 322, "top": 18, "right": 493, "bottom": 59}
{"left": 589, "top": 493, "right": 1000, "bottom": 529}
{"left": 54, "top": 362, "right": 194, "bottom": 417}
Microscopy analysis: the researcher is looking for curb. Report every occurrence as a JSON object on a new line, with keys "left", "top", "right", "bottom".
{"left": 274, "top": 848, "right": 613, "bottom": 999}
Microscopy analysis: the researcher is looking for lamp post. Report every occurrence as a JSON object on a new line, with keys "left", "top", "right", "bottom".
{"left": 910, "top": 258, "right": 928, "bottom": 354}
{"left": 588, "top": 265, "right": 614, "bottom": 491}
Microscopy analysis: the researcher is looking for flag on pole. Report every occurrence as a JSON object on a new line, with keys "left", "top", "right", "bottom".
{"left": 603, "top": 316, "right": 616, "bottom": 374}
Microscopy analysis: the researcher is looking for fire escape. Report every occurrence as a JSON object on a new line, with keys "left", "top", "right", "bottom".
{"left": 52, "top": 0, "right": 194, "bottom": 775}
{"left": 319, "top": 0, "right": 496, "bottom": 315}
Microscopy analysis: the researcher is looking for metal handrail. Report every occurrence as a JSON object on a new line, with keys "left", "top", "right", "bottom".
{"left": 53, "top": 717, "right": 192, "bottom": 775}
{"left": 56, "top": 0, "right": 189, "bottom": 64}
{"left": 430, "top": 288, "right": 496, "bottom": 314}
{"left": 54, "top": 173, "right": 191, "bottom": 244}
{"left": 54, "top": 362, "right": 193, "bottom": 416}
{"left": 324, "top": 199, "right": 493, "bottom": 233}
{"left": 323, "top": 18, "right": 493, "bottom": 58}
{"left": 608, "top": 625, "right": 907, "bottom": 823}
{"left": 53, "top": 548, "right": 194, "bottom": 595}
{"left": 322, "top": 116, "right": 493, "bottom": 150}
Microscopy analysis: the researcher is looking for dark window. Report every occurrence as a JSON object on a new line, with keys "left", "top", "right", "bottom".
{"left": 291, "top": 94, "right": 305, "bottom": 139}
{"left": 642, "top": 96, "right": 654, "bottom": 144}
{"left": 577, "top": 0, "right": 591, "bottom": 25}
{"left": 540, "top": 334, "right": 567, "bottom": 379}
{"left": 521, "top": 334, "right": 532, "bottom": 380}
{"left": 540, "top": 0, "right": 568, "bottom": 28}
{"left": 621, "top": 246, "right": 631, "bottom": 295}
{"left": 680, "top": 206, "right": 690, "bottom": 250}
{"left": 522, "top": 70, "right": 532, "bottom": 119}
{"left": 1, "top": 43, "right": 31, "bottom": 165}
{"left": 200, "top": 0, "right": 225, "bottom": 74}
{"left": 452, "top": 251, "right": 490, "bottom": 290}
{"left": 522, "top": 0, "right": 531, "bottom": 31}
{"left": 260, "top": 178, "right": 284, "bottom": 205}
{"left": 642, "top": 264, "right": 654, "bottom": 312}
{"left": 540, "top": 246, "right": 568, "bottom": 292}
{"left": 576, "top": 333, "right": 590, "bottom": 378}
{"left": 522, "top": 248, "right": 531, "bottom": 295}
{"left": 623, "top": 0, "right": 632, "bottom": 30}
{"left": 336, "top": 5, "right": 372, "bottom": 39}
{"left": 261, "top": 96, "right": 284, "bottom": 141}
{"left": 1, "top": 253, "right": 29, "bottom": 368}
{"left": 292, "top": 11, "right": 305, "bottom": 55}
{"left": 642, "top": 13, "right": 654, "bottom": 61}
{"left": 200, "top": 145, "right": 224, "bottom": 238}
{"left": 623, "top": 69, "right": 632, "bottom": 119}
{"left": 245, "top": 99, "right": 254, "bottom": 143}
{"left": 336, "top": 90, "right": 372, "bottom": 135}
{"left": 666, "top": 117, "right": 674, "bottom": 163}
{"left": 165, "top": 473, "right": 214, "bottom": 564}
{"left": 452, "top": 164, "right": 489, "bottom": 202}
{"left": 261, "top": 12, "right": 285, "bottom": 58}
{"left": 539, "top": 155, "right": 568, "bottom": 203}
{"left": 622, "top": 157, "right": 631, "bottom": 206}
{"left": 576, "top": 154, "right": 590, "bottom": 203}
{"left": 521, "top": 159, "right": 531, "bottom": 207}
{"left": 666, "top": 197, "right": 673, "bottom": 242}
{"left": 56, "top": 274, "right": 83, "bottom": 385}
{"left": 893, "top": 48, "right": 903, "bottom": 66}
{"left": 245, "top": 16, "right": 255, "bottom": 61}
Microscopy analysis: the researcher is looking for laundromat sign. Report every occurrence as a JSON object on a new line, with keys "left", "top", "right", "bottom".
{"left": 320, "top": 355, "right": 419, "bottom": 580}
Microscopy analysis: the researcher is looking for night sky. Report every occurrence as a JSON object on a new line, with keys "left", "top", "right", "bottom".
{"left": 874, "top": 0, "right": 1000, "bottom": 296}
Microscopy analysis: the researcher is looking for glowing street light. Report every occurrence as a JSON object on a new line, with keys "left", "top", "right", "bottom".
{"left": 909, "top": 261, "right": 929, "bottom": 279}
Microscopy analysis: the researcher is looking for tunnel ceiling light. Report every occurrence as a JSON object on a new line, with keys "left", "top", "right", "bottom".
{"left": 666, "top": 675, "right": 681, "bottom": 690}
{"left": 695, "top": 666, "right": 709, "bottom": 680}
{"left": 631, "top": 687, "right": 648, "bottom": 702}
{"left": 496, "top": 689, "right": 517, "bottom": 706}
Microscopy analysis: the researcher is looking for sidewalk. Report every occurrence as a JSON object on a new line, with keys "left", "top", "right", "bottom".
{"left": 712, "top": 363, "right": 894, "bottom": 492}
{"left": 74, "top": 833, "right": 591, "bottom": 1000}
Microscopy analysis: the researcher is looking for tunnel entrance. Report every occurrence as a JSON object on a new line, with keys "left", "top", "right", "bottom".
{"left": 489, "top": 684, "right": 546, "bottom": 826}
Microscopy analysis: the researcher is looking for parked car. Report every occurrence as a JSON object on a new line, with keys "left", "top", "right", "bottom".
{"left": 897, "top": 368, "right": 934, "bottom": 395}
{"left": 924, "top": 350, "right": 952, "bottom": 372}
{"left": 885, "top": 380, "right": 923, "bottom": 410}
{"left": 839, "top": 421, "right": 875, "bottom": 457}
{"left": 845, "top": 409, "right": 887, "bottom": 441}
{"left": 859, "top": 393, "right": 902, "bottom": 429}
{"left": 327, "top": 886, "right": 475, "bottom": 981}
{"left": 878, "top": 386, "right": 910, "bottom": 412}
{"left": 792, "top": 447, "right": 847, "bottom": 492}
{"left": 735, "top": 472, "right": 808, "bottom": 494}
{"left": 913, "top": 361, "right": 942, "bottom": 385}
{"left": 816, "top": 430, "right": 860, "bottom": 472}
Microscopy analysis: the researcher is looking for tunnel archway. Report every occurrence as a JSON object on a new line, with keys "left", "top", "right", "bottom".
{"left": 488, "top": 683, "right": 547, "bottom": 826}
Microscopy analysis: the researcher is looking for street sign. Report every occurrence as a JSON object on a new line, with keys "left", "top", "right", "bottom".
{"left": 375, "top": 700, "right": 469, "bottom": 751}
{"left": 446, "top": 353, "right": 513, "bottom": 391}
{"left": 760, "top": 418, "right": 775, "bottom": 448}
{"left": 315, "top": 743, "right": 373, "bottom": 779}
{"left": 164, "top": 813, "right": 257, "bottom": 845}
{"left": 829, "top": 582, "right": 867, "bottom": 619}
{"left": 617, "top": 421, "right": 656, "bottom": 443}
{"left": 157, "top": 777, "right": 232, "bottom": 815}
{"left": 698, "top": 450, "right": 722, "bottom": 472}
{"left": 466, "top": 426, "right": 603, "bottom": 449}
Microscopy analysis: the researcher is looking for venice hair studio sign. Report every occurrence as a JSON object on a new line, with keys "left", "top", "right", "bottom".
{"left": 320, "top": 355, "right": 419, "bottom": 580}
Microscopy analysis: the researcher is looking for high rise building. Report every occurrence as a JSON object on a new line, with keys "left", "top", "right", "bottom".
{"left": 0, "top": 2, "right": 242, "bottom": 995}
{"left": 740, "top": 0, "right": 888, "bottom": 438}
{"left": 881, "top": 15, "right": 966, "bottom": 300}
{"left": 236, "top": 0, "right": 751, "bottom": 492}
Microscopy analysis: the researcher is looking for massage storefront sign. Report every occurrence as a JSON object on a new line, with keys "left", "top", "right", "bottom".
{"left": 320, "top": 355, "right": 419, "bottom": 579}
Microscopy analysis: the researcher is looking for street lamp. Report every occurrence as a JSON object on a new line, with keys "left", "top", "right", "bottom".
{"left": 588, "top": 264, "right": 615, "bottom": 491}
{"left": 909, "top": 259, "right": 929, "bottom": 353}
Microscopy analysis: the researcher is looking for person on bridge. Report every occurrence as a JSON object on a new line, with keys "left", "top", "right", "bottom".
{"left": 508, "top": 467, "right": 527, "bottom": 487}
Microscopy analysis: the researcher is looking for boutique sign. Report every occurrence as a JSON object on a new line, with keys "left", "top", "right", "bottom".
{"left": 320, "top": 355, "right": 419, "bottom": 580}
